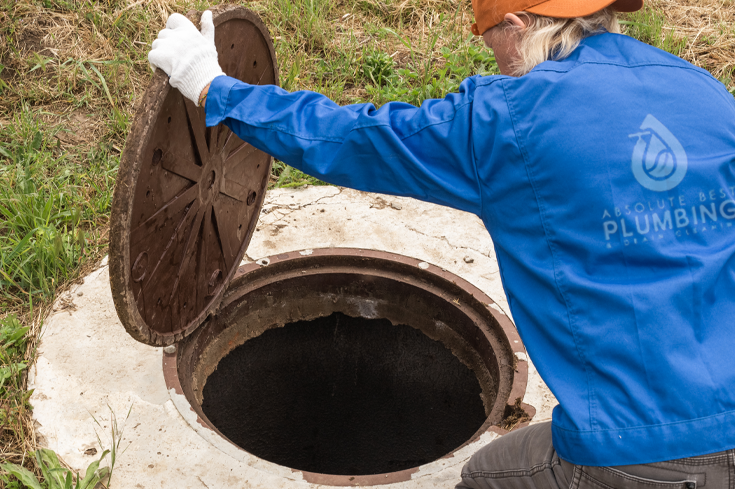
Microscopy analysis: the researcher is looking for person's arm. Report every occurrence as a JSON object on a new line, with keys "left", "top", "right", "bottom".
{"left": 149, "top": 11, "right": 488, "bottom": 214}
{"left": 205, "top": 75, "right": 486, "bottom": 215}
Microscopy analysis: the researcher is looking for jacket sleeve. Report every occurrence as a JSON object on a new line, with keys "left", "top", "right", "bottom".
{"left": 205, "top": 75, "right": 485, "bottom": 216}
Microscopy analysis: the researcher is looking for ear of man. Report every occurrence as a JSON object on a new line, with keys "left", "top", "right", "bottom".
{"left": 482, "top": 14, "right": 527, "bottom": 76}
{"left": 504, "top": 13, "right": 527, "bottom": 28}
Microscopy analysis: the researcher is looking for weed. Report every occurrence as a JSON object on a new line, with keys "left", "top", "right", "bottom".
{"left": 365, "top": 30, "right": 497, "bottom": 107}
{"left": 362, "top": 50, "right": 395, "bottom": 86}
{"left": 0, "top": 401, "right": 129, "bottom": 487}
{"left": 0, "top": 312, "right": 35, "bottom": 486}
{"left": 0, "top": 106, "right": 117, "bottom": 307}
{"left": 91, "top": 404, "right": 132, "bottom": 488}
{"left": 1, "top": 447, "right": 110, "bottom": 489}
{"left": 270, "top": 161, "right": 328, "bottom": 189}
{"left": 621, "top": 6, "right": 688, "bottom": 56}
{"left": 719, "top": 74, "right": 735, "bottom": 98}
{"left": 106, "top": 107, "right": 130, "bottom": 140}
{"left": 0, "top": 314, "right": 30, "bottom": 442}
{"left": 266, "top": 0, "right": 336, "bottom": 55}
{"left": 27, "top": 54, "right": 53, "bottom": 74}
{"left": 0, "top": 315, "right": 29, "bottom": 395}
{"left": 1, "top": 120, "right": 83, "bottom": 303}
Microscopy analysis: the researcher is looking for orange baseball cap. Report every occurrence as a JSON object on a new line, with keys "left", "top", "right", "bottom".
{"left": 471, "top": 0, "right": 644, "bottom": 36}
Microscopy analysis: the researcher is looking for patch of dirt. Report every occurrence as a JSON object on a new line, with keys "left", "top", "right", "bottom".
{"left": 54, "top": 111, "right": 104, "bottom": 148}
{"left": 501, "top": 397, "right": 532, "bottom": 431}
{"left": 52, "top": 294, "right": 77, "bottom": 314}
{"left": 369, "top": 196, "right": 390, "bottom": 209}
{"left": 0, "top": 61, "right": 16, "bottom": 82}
{"left": 269, "top": 223, "right": 289, "bottom": 236}
{"left": 17, "top": 27, "right": 46, "bottom": 55}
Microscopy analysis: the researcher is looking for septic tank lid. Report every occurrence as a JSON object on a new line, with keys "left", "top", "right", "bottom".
{"left": 108, "top": 6, "right": 278, "bottom": 346}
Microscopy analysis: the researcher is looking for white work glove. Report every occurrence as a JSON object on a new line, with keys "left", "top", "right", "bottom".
{"left": 148, "top": 11, "right": 225, "bottom": 106}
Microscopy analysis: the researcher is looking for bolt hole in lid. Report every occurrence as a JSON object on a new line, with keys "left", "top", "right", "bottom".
{"left": 109, "top": 6, "right": 279, "bottom": 346}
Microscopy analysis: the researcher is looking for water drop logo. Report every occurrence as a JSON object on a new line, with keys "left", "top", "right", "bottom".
{"left": 630, "top": 114, "right": 688, "bottom": 192}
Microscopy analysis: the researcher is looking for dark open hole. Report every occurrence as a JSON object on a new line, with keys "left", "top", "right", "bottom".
{"left": 201, "top": 312, "right": 487, "bottom": 476}
{"left": 172, "top": 253, "right": 520, "bottom": 482}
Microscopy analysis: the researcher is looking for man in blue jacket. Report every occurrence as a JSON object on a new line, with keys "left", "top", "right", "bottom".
{"left": 149, "top": 1, "right": 735, "bottom": 488}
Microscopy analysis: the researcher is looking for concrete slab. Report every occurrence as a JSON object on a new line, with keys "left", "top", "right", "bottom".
{"left": 29, "top": 187, "right": 556, "bottom": 489}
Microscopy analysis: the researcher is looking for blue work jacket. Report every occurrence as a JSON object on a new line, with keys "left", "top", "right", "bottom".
{"left": 205, "top": 32, "right": 735, "bottom": 466}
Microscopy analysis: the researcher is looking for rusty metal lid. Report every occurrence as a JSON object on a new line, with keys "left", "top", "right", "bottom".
{"left": 109, "top": 6, "right": 278, "bottom": 346}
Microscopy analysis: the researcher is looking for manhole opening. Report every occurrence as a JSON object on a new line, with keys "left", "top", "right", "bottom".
{"left": 170, "top": 251, "right": 520, "bottom": 481}
{"left": 201, "top": 311, "right": 487, "bottom": 475}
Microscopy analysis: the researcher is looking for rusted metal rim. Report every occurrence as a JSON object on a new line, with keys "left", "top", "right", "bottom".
{"left": 109, "top": 6, "right": 279, "bottom": 346}
{"left": 163, "top": 248, "right": 532, "bottom": 486}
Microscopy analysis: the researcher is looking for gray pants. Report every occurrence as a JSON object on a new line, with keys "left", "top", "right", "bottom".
{"left": 456, "top": 422, "right": 732, "bottom": 489}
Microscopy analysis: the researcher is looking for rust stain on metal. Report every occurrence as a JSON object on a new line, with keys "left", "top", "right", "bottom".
{"left": 508, "top": 357, "right": 529, "bottom": 404}
{"left": 161, "top": 349, "right": 182, "bottom": 395}
{"left": 299, "top": 467, "right": 421, "bottom": 486}
{"left": 109, "top": 5, "right": 279, "bottom": 347}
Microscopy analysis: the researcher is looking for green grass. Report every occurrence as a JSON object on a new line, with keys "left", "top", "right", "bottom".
{"left": 0, "top": 314, "right": 29, "bottom": 429}
{"left": 1, "top": 448, "right": 110, "bottom": 489}
{"left": 620, "top": 4, "right": 735, "bottom": 96}
{"left": 0, "top": 106, "right": 117, "bottom": 487}
{"left": 620, "top": 6, "right": 688, "bottom": 57}
{"left": 0, "top": 108, "right": 117, "bottom": 308}
{"left": 248, "top": 0, "right": 496, "bottom": 184}
{"left": 0, "top": 313, "right": 33, "bottom": 488}
{"left": 365, "top": 31, "right": 497, "bottom": 106}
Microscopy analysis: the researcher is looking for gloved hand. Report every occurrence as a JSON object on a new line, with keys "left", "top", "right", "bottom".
{"left": 148, "top": 11, "right": 225, "bottom": 106}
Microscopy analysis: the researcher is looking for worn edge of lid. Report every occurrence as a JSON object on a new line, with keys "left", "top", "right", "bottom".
{"left": 109, "top": 5, "right": 279, "bottom": 347}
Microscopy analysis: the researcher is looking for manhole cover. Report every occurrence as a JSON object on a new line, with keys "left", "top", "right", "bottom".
{"left": 109, "top": 6, "right": 278, "bottom": 346}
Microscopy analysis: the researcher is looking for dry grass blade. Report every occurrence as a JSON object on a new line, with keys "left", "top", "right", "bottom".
{"left": 645, "top": 0, "right": 735, "bottom": 83}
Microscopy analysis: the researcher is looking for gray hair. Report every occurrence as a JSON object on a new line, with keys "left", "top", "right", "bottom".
{"left": 503, "top": 8, "right": 620, "bottom": 76}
